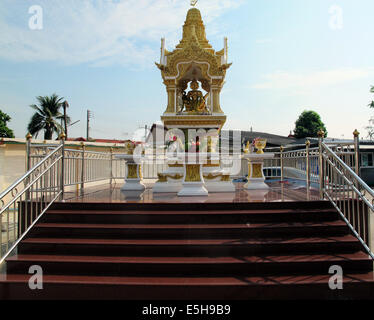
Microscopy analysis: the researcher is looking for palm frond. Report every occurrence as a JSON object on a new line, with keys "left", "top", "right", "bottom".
{"left": 28, "top": 94, "right": 70, "bottom": 138}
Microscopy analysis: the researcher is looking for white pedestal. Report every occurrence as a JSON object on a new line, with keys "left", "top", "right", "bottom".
{"left": 178, "top": 182, "right": 208, "bottom": 197}
{"left": 243, "top": 153, "right": 275, "bottom": 190}
{"left": 121, "top": 179, "right": 145, "bottom": 191}
{"left": 178, "top": 162, "right": 208, "bottom": 197}
{"left": 115, "top": 154, "right": 146, "bottom": 192}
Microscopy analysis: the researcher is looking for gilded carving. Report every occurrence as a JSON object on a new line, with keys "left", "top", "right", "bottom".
{"left": 251, "top": 164, "right": 263, "bottom": 179}
{"left": 203, "top": 173, "right": 231, "bottom": 181}
{"left": 127, "top": 164, "right": 139, "bottom": 179}
{"left": 168, "top": 164, "right": 183, "bottom": 168}
{"left": 203, "top": 173, "right": 221, "bottom": 180}
{"left": 157, "top": 173, "right": 184, "bottom": 183}
{"left": 185, "top": 164, "right": 202, "bottom": 182}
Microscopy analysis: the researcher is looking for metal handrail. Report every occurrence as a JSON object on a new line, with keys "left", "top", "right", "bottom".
{"left": 321, "top": 141, "right": 374, "bottom": 259}
{"left": 0, "top": 142, "right": 64, "bottom": 264}
{"left": 322, "top": 142, "right": 374, "bottom": 199}
{"left": 0, "top": 145, "right": 63, "bottom": 202}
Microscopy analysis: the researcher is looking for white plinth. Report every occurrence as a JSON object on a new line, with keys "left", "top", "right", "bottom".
{"left": 115, "top": 154, "right": 146, "bottom": 192}
{"left": 177, "top": 182, "right": 208, "bottom": 197}
{"left": 243, "top": 153, "right": 275, "bottom": 190}
{"left": 121, "top": 179, "right": 146, "bottom": 191}
{"left": 177, "top": 158, "right": 208, "bottom": 197}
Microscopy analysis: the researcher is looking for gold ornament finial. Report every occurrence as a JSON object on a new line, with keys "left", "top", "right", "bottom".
{"left": 59, "top": 132, "right": 66, "bottom": 140}
{"left": 353, "top": 129, "right": 360, "bottom": 138}
{"left": 190, "top": 0, "right": 198, "bottom": 7}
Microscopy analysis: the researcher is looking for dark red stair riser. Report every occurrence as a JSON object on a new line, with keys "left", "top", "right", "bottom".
{"left": 6, "top": 258, "right": 372, "bottom": 277}
{"left": 27, "top": 224, "right": 349, "bottom": 239}
{"left": 18, "top": 239, "right": 362, "bottom": 257}
{"left": 1, "top": 280, "right": 374, "bottom": 300}
{"left": 42, "top": 210, "right": 340, "bottom": 225}
{"left": 49, "top": 200, "right": 334, "bottom": 212}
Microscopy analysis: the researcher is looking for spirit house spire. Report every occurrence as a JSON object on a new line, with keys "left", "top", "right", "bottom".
{"left": 156, "top": 6, "right": 231, "bottom": 127}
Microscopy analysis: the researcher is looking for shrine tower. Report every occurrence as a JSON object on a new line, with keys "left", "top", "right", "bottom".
{"left": 153, "top": 4, "right": 235, "bottom": 194}
{"left": 156, "top": 6, "right": 231, "bottom": 132}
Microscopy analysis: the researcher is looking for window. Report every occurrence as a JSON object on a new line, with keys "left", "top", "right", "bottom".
{"left": 361, "top": 153, "right": 374, "bottom": 167}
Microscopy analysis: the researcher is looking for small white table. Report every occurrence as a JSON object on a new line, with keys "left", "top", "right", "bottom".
{"left": 115, "top": 154, "right": 145, "bottom": 191}
{"left": 243, "top": 153, "right": 275, "bottom": 190}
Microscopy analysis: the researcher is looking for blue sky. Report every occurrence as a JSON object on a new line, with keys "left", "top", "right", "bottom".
{"left": 0, "top": 0, "right": 373, "bottom": 140}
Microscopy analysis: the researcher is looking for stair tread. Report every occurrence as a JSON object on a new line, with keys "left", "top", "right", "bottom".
{"left": 1, "top": 273, "right": 373, "bottom": 286}
{"left": 34, "top": 221, "right": 346, "bottom": 229}
{"left": 46, "top": 208, "right": 336, "bottom": 215}
{"left": 7, "top": 252, "right": 371, "bottom": 264}
{"left": 22, "top": 235, "right": 359, "bottom": 245}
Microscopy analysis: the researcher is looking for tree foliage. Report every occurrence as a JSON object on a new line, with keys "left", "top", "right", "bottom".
{"left": 27, "top": 94, "right": 70, "bottom": 140}
{"left": 369, "top": 86, "right": 374, "bottom": 109}
{"left": 294, "top": 110, "right": 327, "bottom": 139}
{"left": 0, "top": 109, "right": 15, "bottom": 138}
{"left": 366, "top": 86, "right": 374, "bottom": 139}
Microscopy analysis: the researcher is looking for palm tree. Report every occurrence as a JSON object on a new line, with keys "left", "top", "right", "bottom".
{"left": 370, "top": 86, "right": 374, "bottom": 109}
{"left": 27, "top": 94, "right": 70, "bottom": 140}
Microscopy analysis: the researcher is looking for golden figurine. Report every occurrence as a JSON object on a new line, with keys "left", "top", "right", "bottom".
{"left": 183, "top": 80, "right": 209, "bottom": 114}
{"left": 244, "top": 141, "right": 250, "bottom": 154}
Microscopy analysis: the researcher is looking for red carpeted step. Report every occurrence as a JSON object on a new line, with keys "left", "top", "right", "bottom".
{"left": 6, "top": 252, "right": 372, "bottom": 277}
{"left": 43, "top": 208, "right": 340, "bottom": 224}
{"left": 1, "top": 272, "right": 373, "bottom": 300}
{"left": 18, "top": 235, "right": 362, "bottom": 257}
{"left": 29, "top": 221, "right": 349, "bottom": 239}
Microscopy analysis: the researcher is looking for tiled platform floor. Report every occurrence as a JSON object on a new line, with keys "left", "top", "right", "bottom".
{"left": 63, "top": 180, "right": 321, "bottom": 204}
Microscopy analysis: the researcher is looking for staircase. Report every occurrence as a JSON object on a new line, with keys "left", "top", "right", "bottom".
{"left": 1, "top": 201, "right": 373, "bottom": 300}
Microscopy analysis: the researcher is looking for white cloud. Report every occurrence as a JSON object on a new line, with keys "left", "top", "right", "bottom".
{"left": 252, "top": 68, "right": 372, "bottom": 92}
{"left": 0, "top": 0, "right": 243, "bottom": 67}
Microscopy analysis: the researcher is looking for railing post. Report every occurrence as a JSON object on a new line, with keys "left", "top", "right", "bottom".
{"left": 110, "top": 147, "right": 114, "bottom": 185}
{"left": 353, "top": 129, "right": 360, "bottom": 176}
{"left": 25, "top": 133, "right": 32, "bottom": 171}
{"left": 280, "top": 146, "right": 284, "bottom": 182}
{"left": 306, "top": 140, "right": 311, "bottom": 190}
{"left": 80, "top": 142, "right": 85, "bottom": 192}
{"left": 318, "top": 130, "right": 325, "bottom": 199}
{"left": 59, "top": 133, "right": 66, "bottom": 200}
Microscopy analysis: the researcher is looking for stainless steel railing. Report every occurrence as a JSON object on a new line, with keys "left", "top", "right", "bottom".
{"left": 263, "top": 145, "right": 320, "bottom": 186}
{"left": 29, "top": 144, "right": 166, "bottom": 184}
{"left": 321, "top": 141, "right": 374, "bottom": 259}
{"left": 0, "top": 142, "right": 64, "bottom": 264}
